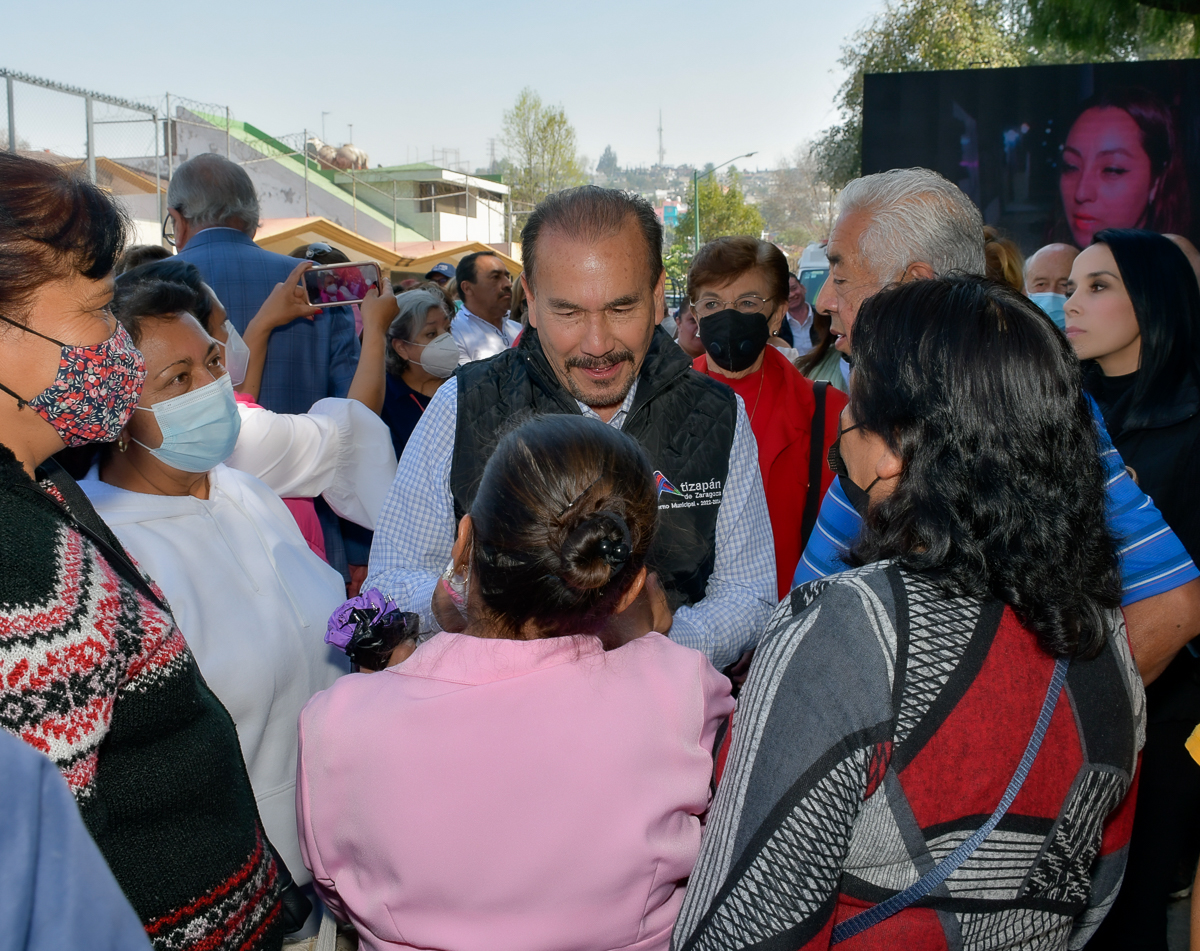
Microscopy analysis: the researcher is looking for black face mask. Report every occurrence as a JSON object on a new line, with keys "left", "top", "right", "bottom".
{"left": 839, "top": 472, "right": 882, "bottom": 520}
{"left": 698, "top": 309, "right": 770, "bottom": 372}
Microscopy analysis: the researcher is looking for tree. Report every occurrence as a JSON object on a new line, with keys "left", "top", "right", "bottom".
{"left": 673, "top": 168, "right": 765, "bottom": 251}
{"left": 500, "top": 88, "right": 588, "bottom": 209}
{"left": 811, "top": 0, "right": 1198, "bottom": 190}
{"left": 761, "top": 145, "right": 839, "bottom": 248}
{"left": 597, "top": 145, "right": 619, "bottom": 177}
{"left": 814, "top": 0, "right": 1025, "bottom": 189}
{"left": 1025, "top": 0, "right": 1198, "bottom": 58}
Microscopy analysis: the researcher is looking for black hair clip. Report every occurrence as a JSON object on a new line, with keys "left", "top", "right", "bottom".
{"left": 598, "top": 537, "right": 631, "bottom": 569}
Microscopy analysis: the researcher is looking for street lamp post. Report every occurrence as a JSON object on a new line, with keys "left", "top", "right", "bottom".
{"left": 693, "top": 151, "right": 757, "bottom": 253}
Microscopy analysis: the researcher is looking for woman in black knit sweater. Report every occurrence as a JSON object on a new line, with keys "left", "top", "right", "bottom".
{"left": 0, "top": 153, "right": 283, "bottom": 949}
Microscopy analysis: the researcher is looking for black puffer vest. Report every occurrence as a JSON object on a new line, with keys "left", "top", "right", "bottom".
{"left": 451, "top": 326, "right": 738, "bottom": 609}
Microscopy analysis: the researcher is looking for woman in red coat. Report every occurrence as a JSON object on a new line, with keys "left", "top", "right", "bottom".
{"left": 688, "top": 237, "right": 847, "bottom": 599}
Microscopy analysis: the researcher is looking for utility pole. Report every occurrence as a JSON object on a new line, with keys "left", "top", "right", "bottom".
{"left": 657, "top": 110, "right": 665, "bottom": 168}
{"left": 321, "top": 111, "right": 330, "bottom": 143}
{"left": 225, "top": 105, "right": 230, "bottom": 157}
{"left": 303, "top": 127, "right": 310, "bottom": 216}
{"left": 348, "top": 123, "right": 353, "bottom": 144}
{"left": 694, "top": 151, "right": 757, "bottom": 254}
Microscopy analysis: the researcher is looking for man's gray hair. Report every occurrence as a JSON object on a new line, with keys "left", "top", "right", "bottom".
{"left": 167, "top": 153, "right": 261, "bottom": 235}
{"left": 838, "top": 168, "right": 985, "bottom": 280}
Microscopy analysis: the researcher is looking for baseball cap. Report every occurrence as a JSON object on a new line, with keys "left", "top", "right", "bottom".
{"left": 425, "top": 262, "right": 456, "bottom": 280}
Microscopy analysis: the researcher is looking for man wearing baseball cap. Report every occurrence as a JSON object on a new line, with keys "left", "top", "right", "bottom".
{"left": 424, "top": 262, "right": 456, "bottom": 286}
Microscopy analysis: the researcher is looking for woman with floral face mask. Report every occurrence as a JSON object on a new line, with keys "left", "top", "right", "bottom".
{"left": 77, "top": 275, "right": 351, "bottom": 918}
{"left": 0, "top": 154, "right": 285, "bottom": 949}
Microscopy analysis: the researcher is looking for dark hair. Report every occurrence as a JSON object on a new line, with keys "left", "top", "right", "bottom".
{"left": 289, "top": 243, "right": 349, "bottom": 265}
{"left": 849, "top": 275, "right": 1121, "bottom": 658}
{"left": 116, "top": 258, "right": 214, "bottom": 332}
{"left": 111, "top": 272, "right": 203, "bottom": 346}
{"left": 115, "top": 244, "right": 172, "bottom": 275}
{"left": 687, "top": 236, "right": 789, "bottom": 307}
{"left": 1068, "top": 87, "right": 1191, "bottom": 237}
{"left": 1091, "top": 228, "right": 1200, "bottom": 429}
{"left": 469, "top": 414, "right": 658, "bottom": 640}
{"left": 0, "top": 152, "right": 129, "bottom": 320}
{"left": 795, "top": 307, "right": 835, "bottom": 375}
{"left": 455, "top": 251, "right": 501, "bottom": 290}
{"left": 521, "top": 186, "right": 663, "bottom": 292}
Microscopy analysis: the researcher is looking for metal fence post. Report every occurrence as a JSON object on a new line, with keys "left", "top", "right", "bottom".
{"left": 6, "top": 76, "right": 14, "bottom": 152}
{"left": 85, "top": 95, "right": 96, "bottom": 182}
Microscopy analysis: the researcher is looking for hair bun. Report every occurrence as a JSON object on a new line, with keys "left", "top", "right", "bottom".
{"left": 559, "top": 510, "right": 633, "bottom": 592}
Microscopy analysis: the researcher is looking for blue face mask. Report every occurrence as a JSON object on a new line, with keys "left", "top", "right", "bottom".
{"left": 1029, "top": 292, "right": 1068, "bottom": 331}
{"left": 133, "top": 373, "right": 242, "bottom": 473}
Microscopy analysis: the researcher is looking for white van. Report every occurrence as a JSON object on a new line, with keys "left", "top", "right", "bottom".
{"left": 797, "top": 242, "right": 829, "bottom": 303}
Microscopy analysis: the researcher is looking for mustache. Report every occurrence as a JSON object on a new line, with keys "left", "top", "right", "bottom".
{"left": 564, "top": 349, "right": 635, "bottom": 371}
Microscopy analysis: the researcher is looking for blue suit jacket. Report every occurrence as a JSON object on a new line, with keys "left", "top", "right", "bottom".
{"left": 177, "top": 228, "right": 359, "bottom": 415}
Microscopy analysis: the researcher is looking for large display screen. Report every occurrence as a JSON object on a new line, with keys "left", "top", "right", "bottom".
{"left": 861, "top": 59, "right": 1200, "bottom": 253}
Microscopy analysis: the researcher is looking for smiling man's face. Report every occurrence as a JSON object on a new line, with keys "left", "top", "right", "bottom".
{"left": 525, "top": 218, "right": 663, "bottom": 422}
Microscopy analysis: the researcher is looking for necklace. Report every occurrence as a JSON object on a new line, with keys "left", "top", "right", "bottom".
{"left": 747, "top": 366, "right": 767, "bottom": 424}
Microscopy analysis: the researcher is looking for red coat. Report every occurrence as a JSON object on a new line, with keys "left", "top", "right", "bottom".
{"left": 694, "top": 345, "right": 847, "bottom": 599}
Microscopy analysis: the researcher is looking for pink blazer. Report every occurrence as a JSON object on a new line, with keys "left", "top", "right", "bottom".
{"left": 297, "top": 631, "right": 733, "bottom": 951}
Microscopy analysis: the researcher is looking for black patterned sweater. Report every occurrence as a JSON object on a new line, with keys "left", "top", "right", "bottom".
{"left": 0, "top": 444, "right": 282, "bottom": 951}
{"left": 673, "top": 562, "right": 1146, "bottom": 951}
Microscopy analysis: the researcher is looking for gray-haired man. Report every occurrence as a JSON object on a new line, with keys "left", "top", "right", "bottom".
{"left": 798, "top": 167, "right": 1200, "bottom": 686}
{"left": 171, "top": 153, "right": 360, "bottom": 415}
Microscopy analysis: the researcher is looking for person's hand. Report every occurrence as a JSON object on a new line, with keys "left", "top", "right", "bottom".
{"left": 431, "top": 579, "right": 468, "bottom": 634}
{"left": 360, "top": 282, "right": 399, "bottom": 339}
{"left": 251, "top": 260, "right": 322, "bottom": 332}
{"left": 603, "top": 571, "right": 674, "bottom": 648}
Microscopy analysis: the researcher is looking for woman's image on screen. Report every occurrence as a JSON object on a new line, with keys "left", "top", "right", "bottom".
{"left": 1059, "top": 86, "right": 1191, "bottom": 247}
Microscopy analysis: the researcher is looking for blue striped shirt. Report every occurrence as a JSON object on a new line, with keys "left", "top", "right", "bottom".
{"left": 365, "top": 378, "right": 777, "bottom": 669}
{"left": 794, "top": 395, "right": 1199, "bottom": 604}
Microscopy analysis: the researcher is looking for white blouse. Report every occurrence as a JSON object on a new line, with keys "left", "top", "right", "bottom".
{"left": 81, "top": 464, "right": 349, "bottom": 886}
{"left": 225, "top": 398, "right": 398, "bottom": 529}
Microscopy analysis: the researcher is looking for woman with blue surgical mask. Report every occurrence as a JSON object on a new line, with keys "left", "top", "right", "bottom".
{"left": 79, "top": 275, "right": 352, "bottom": 910}
{"left": 111, "top": 257, "right": 399, "bottom": 538}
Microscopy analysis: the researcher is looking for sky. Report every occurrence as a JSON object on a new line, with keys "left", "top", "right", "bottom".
{"left": 3, "top": 0, "right": 888, "bottom": 174}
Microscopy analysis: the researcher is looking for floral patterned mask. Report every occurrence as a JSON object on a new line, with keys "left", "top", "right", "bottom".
{"left": 0, "top": 314, "right": 146, "bottom": 447}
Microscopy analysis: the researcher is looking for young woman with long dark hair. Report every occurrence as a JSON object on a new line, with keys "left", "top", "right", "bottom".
{"left": 1063, "top": 228, "right": 1200, "bottom": 949}
{"left": 674, "top": 276, "right": 1143, "bottom": 951}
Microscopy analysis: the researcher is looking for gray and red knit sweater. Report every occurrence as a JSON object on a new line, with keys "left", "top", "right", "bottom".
{"left": 0, "top": 443, "right": 282, "bottom": 951}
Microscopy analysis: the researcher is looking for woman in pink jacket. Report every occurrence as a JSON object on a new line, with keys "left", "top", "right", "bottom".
{"left": 297, "top": 414, "right": 734, "bottom": 951}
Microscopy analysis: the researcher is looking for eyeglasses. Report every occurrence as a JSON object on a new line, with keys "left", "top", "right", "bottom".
{"left": 162, "top": 212, "right": 177, "bottom": 248}
{"left": 692, "top": 294, "right": 773, "bottom": 317}
{"left": 827, "top": 419, "right": 865, "bottom": 477}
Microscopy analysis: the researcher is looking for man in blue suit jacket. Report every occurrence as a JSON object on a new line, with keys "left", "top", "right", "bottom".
{"left": 169, "top": 153, "right": 359, "bottom": 415}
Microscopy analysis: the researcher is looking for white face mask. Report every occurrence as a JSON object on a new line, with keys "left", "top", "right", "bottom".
{"left": 219, "top": 320, "right": 251, "bottom": 386}
{"left": 412, "top": 332, "right": 460, "bottom": 378}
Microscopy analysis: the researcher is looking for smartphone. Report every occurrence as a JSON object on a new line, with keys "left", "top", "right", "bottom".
{"left": 303, "top": 262, "right": 381, "bottom": 306}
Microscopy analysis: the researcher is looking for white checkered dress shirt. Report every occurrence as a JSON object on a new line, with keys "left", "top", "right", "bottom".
{"left": 364, "top": 377, "right": 776, "bottom": 669}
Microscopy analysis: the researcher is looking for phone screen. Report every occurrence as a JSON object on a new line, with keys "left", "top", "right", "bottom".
{"left": 304, "top": 263, "right": 381, "bottom": 305}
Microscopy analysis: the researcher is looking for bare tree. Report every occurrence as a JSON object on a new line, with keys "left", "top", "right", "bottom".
{"left": 761, "top": 145, "right": 839, "bottom": 251}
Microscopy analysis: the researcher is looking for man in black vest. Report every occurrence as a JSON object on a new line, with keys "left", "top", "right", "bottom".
{"left": 364, "top": 187, "right": 775, "bottom": 668}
